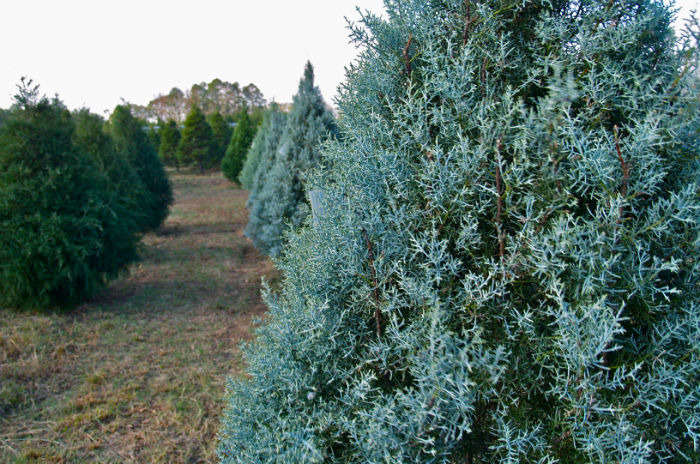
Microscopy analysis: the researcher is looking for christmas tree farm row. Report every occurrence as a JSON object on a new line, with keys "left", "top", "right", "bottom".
{"left": 0, "top": 80, "right": 172, "bottom": 310}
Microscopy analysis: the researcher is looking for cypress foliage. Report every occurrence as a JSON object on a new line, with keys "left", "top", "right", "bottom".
{"left": 238, "top": 102, "right": 284, "bottom": 190}
{"left": 244, "top": 106, "right": 288, "bottom": 251}
{"left": 178, "top": 105, "right": 213, "bottom": 173}
{"left": 219, "top": 1, "right": 700, "bottom": 462}
{"left": 244, "top": 62, "right": 338, "bottom": 257}
{"left": 0, "top": 84, "right": 139, "bottom": 309}
{"left": 110, "top": 105, "right": 172, "bottom": 232}
{"left": 210, "top": 111, "right": 232, "bottom": 168}
{"left": 158, "top": 119, "right": 181, "bottom": 169}
{"left": 221, "top": 104, "right": 255, "bottom": 183}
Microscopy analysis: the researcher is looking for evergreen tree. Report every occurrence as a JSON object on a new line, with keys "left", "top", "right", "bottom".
{"left": 243, "top": 106, "right": 289, "bottom": 251}
{"left": 159, "top": 119, "right": 181, "bottom": 170}
{"left": 178, "top": 105, "right": 212, "bottom": 173}
{"left": 221, "top": 104, "right": 256, "bottom": 183}
{"left": 0, "top": 108, "right": 9, "bottom": 127}
{"left": 219, "top": 1, "right": 700, "bottom": 463}
{"left": 238, "top": 103, "right": 284, "bottom": 190}
{"left": 0, "top": 82, "right": 139, "bottom": 309}
{"left": 244, "top": 61, "right": 337, "bottom": 257}
{"left": 210, "top": 111, "right": 232, "bottom": 167}
{"left": 146, "top": 122, "right": 161, "bottom": 152}
{"left": 110, "top": 105, "right": 172, "bottom": 232}
{"left": 73, "top": 108, "right": 150, "bottom": 236}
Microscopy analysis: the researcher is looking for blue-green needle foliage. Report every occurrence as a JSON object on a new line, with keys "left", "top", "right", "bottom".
{"left": 0, "top": 84, "right": 140, "bottom": 310}
{"left": 239, "top": 103, "right": 284, "bottom": 190}
{"left": 244, "top": 105, "right": 288, "bottom": 250}
{"left": 245, "top": 62, "right": 338, "bottom": 257}
{"left": 219, "top": 0, "right": 700, "bottom": 462}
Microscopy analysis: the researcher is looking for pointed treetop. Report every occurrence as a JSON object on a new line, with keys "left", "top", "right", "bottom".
{"left": 301, "top": 61, "right": 316, "bottom": 90}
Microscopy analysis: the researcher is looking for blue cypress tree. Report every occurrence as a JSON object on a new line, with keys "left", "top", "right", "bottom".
{"left": 245, "top": 62, "right": 338, "bottom": 257}
{"left": 219, "top": 1, "right": 700, "bottom": 462}
{"left": 239, "top": 103, "right": 284, "bottom": 190}
{"left": 244, "top": 105, "right": 288, "bottom": 252}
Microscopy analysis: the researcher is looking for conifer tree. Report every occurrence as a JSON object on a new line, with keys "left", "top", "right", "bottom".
{"left": 0, "top": 83, "right": 139, "bottom": 309}
{"left": 159, "top": 119, "right": 181, "bottom": 170}
{"left": 244, "top": 62, "right": 337, "bottom": 257}
{"left": 210, "top": 111, "right": 232, "bottom": 167}
{"left": 244, "top": 106, "right": 288, "bottom": 251}
{"left": 221, "top": 104, "right": 255, "bottom": 183}
{"left": 110, "top": 105, "right": 172, "bottom": 232}
{"left": 146, "top": 122, "right": 161, "bottom": 152}
{"left": 73, "top": 109, "right": 149, "bottom": 236}
{"left": 238, "top": 103, "right": 284, "bottom": 190}
{"left": 219, "top": 1, "right": 700, "bottom": 462}
{"left": 178, "top": 105, "right": 212, "bottom": 173}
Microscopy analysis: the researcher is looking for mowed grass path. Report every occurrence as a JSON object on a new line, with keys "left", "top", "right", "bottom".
{"left": 1, "top": 173, "right": 276, "bottom": 463}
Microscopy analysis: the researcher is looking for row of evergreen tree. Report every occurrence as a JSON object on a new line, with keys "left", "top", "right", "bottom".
{"left": 218, "top": 0, "right": 700, "bottom": 462}
{"left": 236, "top": 61, "right": 338, "bottom": 257}
{"left": 149, "top": 105, "right": 261, "bottom": 175}
{"left": 0, "top": 80, "right": 172, "bottom": 309}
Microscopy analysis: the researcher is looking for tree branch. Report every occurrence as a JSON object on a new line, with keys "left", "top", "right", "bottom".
{"left": 403, "top": 32, "right": 413, "bottom": 77}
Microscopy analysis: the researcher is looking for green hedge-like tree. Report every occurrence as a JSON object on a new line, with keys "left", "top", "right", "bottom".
{"left": 110, "top": 105, "right": 172, "bottom": 232}
{"left": 221, "top": 104, "right": 255, "bottom": 183}
{"left": 210, "top": 111, "right": 232, "bottom": 168}
{"left": 219, "top": 0, "right": 700, "bottom": 462}
{"left": 238, "top": 103, "right": 285, "bottom": 190}
{"left": 73, "top": 108, "right": 150, "bottom": 236}
{"left": 178, "top": 105, "right": 213, "bottom": 173}
{"left": 244, "top": 62, "right": 337, "bottom": 257}
{"left": 159, "top": 119, "right": 181, "bottom": 170}
{"left": 0, "top": 83, "right": 139, "bottom": 309}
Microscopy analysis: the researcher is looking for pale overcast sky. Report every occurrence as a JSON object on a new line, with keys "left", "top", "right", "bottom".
{"left": 1, "top": 0, "right": 698, "bottom": 114}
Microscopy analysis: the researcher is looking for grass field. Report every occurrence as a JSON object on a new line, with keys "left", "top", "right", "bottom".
{"left": 0, "top": 172, "right": 276, "bottom": 463}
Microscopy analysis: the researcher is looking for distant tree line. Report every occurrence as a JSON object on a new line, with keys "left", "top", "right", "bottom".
{"left": 0, "top": 79, "right": 172, "bottom": 310}
{"left": 128, "top": 78, "right": 266, "bottom": 123}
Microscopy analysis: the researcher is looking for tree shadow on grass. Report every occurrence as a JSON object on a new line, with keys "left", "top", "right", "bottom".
{"left": 157, "top": 220, "right": 245, "bottom": 238}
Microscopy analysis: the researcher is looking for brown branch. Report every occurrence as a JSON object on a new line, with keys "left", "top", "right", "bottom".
{"left": 363, "top": 228, "right": 382, "bottom": 337}
{"left": 552, "top": 430, "right": 572, "bottom": 449}
{"left": 613, "top": 125, "right": 630, "bottom": 222}
{"left": 403, "top": 32, "right": 413, "bottom": 77}
{"left": 462, "top": 0, "right": 476, "bottom": 45}
{"left": 495, "top": 139, "right": 505, "bottom": 260}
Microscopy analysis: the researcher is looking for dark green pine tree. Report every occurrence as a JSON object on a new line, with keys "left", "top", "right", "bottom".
{"left": 159, "top": 119, "right": 181, "bottom": 170}
{"left": 221, "top": 104, "right": 256, "bottom": 183}
{"left": 238, "top": 102, "right": 284, "bottom": 190}
{"left": 245, "top": 61, "right": 337, "bottom": 257}
{"left": 178, "top": 105, "right": 212, "bottom": 173}
{"left": 0, "top": 82, "right": 140, "bottom": 309}
{"left": 110, "top": 105, "right": 173, "bottom": 232}
{"left": 209, "top": 111, "right": 232, "bottom": 168}
{"left": 219, "top": 1, "right": 700, "bottom": 462}
{"left": 73, "top": 108, "right": 150, "bottom": 236}
{"left": 0, "top": 108, "right": 9, "bottom": 127}
{"left": 146, "top": 122, "right": 161, "bottom": 152}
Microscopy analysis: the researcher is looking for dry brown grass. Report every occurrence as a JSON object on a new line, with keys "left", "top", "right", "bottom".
{"left": 0, "top": 172, "right": 277, "bottom": 463}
